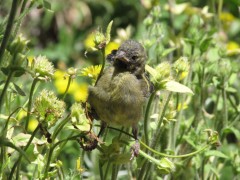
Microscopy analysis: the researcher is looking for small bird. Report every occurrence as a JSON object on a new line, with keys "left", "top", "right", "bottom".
{"left": 87, "top": 40, "right": 152, "bottom": 156}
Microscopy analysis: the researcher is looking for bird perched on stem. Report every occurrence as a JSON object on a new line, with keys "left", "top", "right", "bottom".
{"left": 87, "top": 40, "right": 152, "bottom": 157}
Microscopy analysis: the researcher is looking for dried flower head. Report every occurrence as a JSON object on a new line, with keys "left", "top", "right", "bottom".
{"left": 31, "top": 55, "right": 54, "bottom": 80}
{"left": 34, "top": 89, "right": 65, "bottom": 126}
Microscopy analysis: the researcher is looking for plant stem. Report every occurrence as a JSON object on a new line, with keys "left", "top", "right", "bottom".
{"left": 13, "top": 0, "right": 34, "bottom": 38}
{"left": 8, "top": 124, "right": 40, "bottom": 179}
{"left": 25, "top": 78, "right": 39, "bottom": 131}
{"left": 138, "top": 92, "right": 172, "bottom": 179}
{"left": 150, "top": 92, "right": 172, "bottom": 149}
{"left": 43, "top": 134, "right": 85, "bottom": 179}
{"left": 51, "top": 114, "right": 71, "bottom": 141}
{"left": 104, "top": 161, "right": 111, "bottom": 180}
{"left": 144, "top": 91, "right": 156, "bottom": 145}
{"left": 20, "top": 0, "right": 28, "bottom": 13}
{"left": 0, "top": 70, "right": 15, "bottom": 113}
{"left": 140, "top": 141, "right": 210, "bottom": 158}
{"left": 95, "top": 48, "right": 106, "bottom": 85}
{"left": 99, "top": 161, "right": 104, "bottom": 180}
{"left": 62, "top": 76, "right": 72, "bottom": 99}
{"left": 0, "top": 0, "right": 19, "bottom": 64}
{"left": 222, "top": 77, "right": 228, "bottom": 128}
{"left": 0, "top": 107, "right": 22, "bottom": 175}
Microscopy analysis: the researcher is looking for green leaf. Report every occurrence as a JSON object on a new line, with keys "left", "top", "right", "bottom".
{"left": 223, "top": 127, "right": 240, "bottom": 140}
{"left": 105, "top": 20, "right": 113, "bottom": 44}
{"left": 200, "top": 37, "right": 212, "bottom": 53}
{"left": 157, "top": 158, "right": 175, "bottom": 174}
{"left": 145, "top": 64, "right": 158, "bottom": 77}
{"left": 205, "top": 150, "right": 229, "bottom": 159}
{"left": 0, "top": 137, "right": 30, "bottom": 162}
{"left": 112, "top": 153, "right": 131, "bottom": 164}
{"left": 165, "top": 81, "right": 194, "bottom": 94}
{"left": 161, "top": 47, "right": 177, "bottom": 58}
{"left": 1, "top": 66, "right": 25, "bottom": 77}
{"left": 43, "top": 0, "right": 51, "bottom": 10}
{"left": 13, "top": 83, "right": 26, "bottom": 96}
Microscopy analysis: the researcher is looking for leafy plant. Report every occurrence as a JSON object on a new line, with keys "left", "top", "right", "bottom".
{"left": 0, "top": 0, "right": 239, "bottom": 179}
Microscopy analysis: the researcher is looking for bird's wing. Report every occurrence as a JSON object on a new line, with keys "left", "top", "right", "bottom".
{"left": 139, "top": 73, "right": 154, "bottom": 98}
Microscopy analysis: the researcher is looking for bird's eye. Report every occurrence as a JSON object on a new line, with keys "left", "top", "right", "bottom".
{"left": 132, "top": 56, "right": 138, "bottom": 61}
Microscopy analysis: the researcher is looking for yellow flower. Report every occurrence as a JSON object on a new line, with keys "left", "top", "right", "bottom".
{"left": 177, "top": 102, "right": 188, "bottom": 111}
{"left": 84, "top": 33, "right": 96, "bottom": 51}
{"left": 80, "top": 65, "right": 102, "bottom": 80}
{"left": 54, "top": 70, "right": 69, "bottom": 94}
{"left": 76, "top": 157, "right": 84, "bottom": 173}
{"left": 73, "top": 83, "right": 88, "bottom": 102}
{"left": 27, "top": 56, "right": 34, "bottom": 67}
{"left": 28, "top": 118, "right": 39, "bottom": 132}
{"left": 226, "top": 41, "right": 240, "bottom": 56}
{"left": 227, "top": 41, "right": 239, "bottom": 50}
{"left": 54, "top": 69, "right": 88, "bottom": 102}
{"left": 105, "top": 41, "right": 120, "bottom": 56}
{"left": 220, "top": 12, "right": 235, "bottom": 31}
{"left": 84, "top": 21, "right": 113, "bottom": 51}
{"left": 220, "top": 12, "right": 235, "bottom": 23}
{"left": 17, "top": 109, "right": 27, "bottom": 120}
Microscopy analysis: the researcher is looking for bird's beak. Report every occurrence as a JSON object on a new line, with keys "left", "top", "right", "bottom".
{"left": 115, "top": 50, "right": 130, "bottom": 63}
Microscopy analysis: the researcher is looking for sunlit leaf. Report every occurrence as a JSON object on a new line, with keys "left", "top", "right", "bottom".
{"left": 0, "top": 137, "right": 30, "bottom": 162}
{"left": 165, "top": 81, "right": 194, "bottom": 94}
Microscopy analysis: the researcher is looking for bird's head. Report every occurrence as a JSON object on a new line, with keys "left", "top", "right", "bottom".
{"left": 112, "top": 40, "right": 147, "bottom": 76}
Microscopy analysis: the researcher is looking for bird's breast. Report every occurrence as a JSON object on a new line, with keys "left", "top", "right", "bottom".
{"left": 88, "top": 67, "right": 146, "bottom": 127}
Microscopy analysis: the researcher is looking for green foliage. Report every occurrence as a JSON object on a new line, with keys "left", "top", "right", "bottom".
{"left": 0, "top": 0, "right": 240, "bottom": 179}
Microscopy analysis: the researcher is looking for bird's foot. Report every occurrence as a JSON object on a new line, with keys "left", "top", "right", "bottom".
{"left": 130, "top": 140, "right": 140, "bottom": 160}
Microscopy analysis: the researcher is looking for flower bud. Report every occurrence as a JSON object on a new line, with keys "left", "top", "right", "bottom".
{"left": 173, "top": 57, "right": 189, "bottom": 80}
{"left": 33, "top": 89, "right": 65, "bottom": 126}
{"left": 8, "top": 34, "right": 29, "bottom": 54}
{"left": 67, "top": 67, "right": 77, "bottom": 75}
{"left": 94, "top": 31, "right": 106, "bottom": 49}
{"left": 146, "top": 62, "right": 171, "bottom": 90}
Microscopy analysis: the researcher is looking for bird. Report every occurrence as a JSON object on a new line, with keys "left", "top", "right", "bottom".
{"left": 86, "top": 40, "right": 152, "bottom": 156}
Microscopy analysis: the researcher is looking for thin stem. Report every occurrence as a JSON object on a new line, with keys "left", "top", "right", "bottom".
{"left": 99, "top": 161, "right": 104, "bottom": 180}
{"left": 144, "top": 91, "right": 156, "bottom": 145}
{"left": 20, "top": 0, "right": 28, "bottom": 13}
{"left": 51, "top": 114, "right": 71, "bottom": 141}
{"left": 140, "top": 141, "right": 210, "bottom": 158}
{"left": 8, "top": 124, "right": 40, "bottom": 179}
{"left": 43, "top": 134, "right": 85, "bottom": 179}
{"left": 95, "top": 48, "right": 106, "bottom": 85}
{"left": 0, "top": 0, "right": 19, "bottom": 64}
{"left": 0, "top": 107, "right": 22, "bottom": 174}
{"left": 150, "top": 93, "right": 172, "bottom": 149}
{"left": 103, "top": 161, "right": 111, "bottom": 180}
{"left": 138, "top": 92, "right": 172, "bottom": 179}
{"left": 222, "top": 78, "right": 228, "bottom": 128}
{"left": 25, "top": 78, "right": 39, "bottom": 131}
{"left": 13, "top": 1, "right": 34, "bottom": 38}
{"left": 0, "top": 71, "right": 15, "bottom": 113}
{"left": 62, "top": 76, "right": 72, "bottom": 99}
